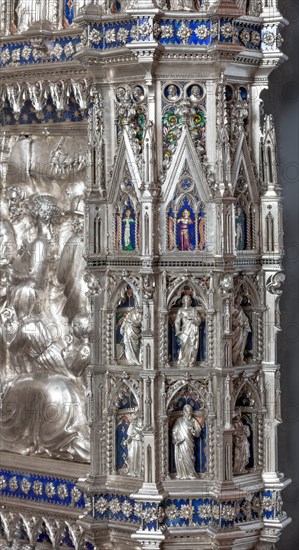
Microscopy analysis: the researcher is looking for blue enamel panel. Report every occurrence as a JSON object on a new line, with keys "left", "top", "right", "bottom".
{"left": 0, "top": 468, "right": 85, "bottom": 508}
{"left": 0, "top": 36, "right": 81, "bottom": 68}
{"left": 0, "top": 17, "right": 263, "bottom": 72}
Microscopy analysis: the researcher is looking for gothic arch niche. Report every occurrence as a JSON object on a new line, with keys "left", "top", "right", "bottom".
{"left": 166, "top": 384, "right": 207, "bottom": 480}
{"left": 109, "top": 381, "right": 141, "bottom": 477}
{"left": 112, "top": 284, "right": 142, "bottom": 366}
{"left": 93, "top": 209, "right": 101, "bottom": 254}
{"left": 167, "top": 284, "right": 206, "bottom": 367}
{"left": 262, "top": 115, "right": 278, "bottom": 188}
{"left": 113, "top": 174, "right": 140, "bottom": 254}
{"left": 233, "top": 276, "right": 261, "bottom": 365}
{"left": 232, "top": 379, "right": 263, "bottom": 476}
{"left": 234, "top": 169, "right": 257, "bottom": 251}
{"left": 166, "top": 176, "right": 206, "bottom": 252}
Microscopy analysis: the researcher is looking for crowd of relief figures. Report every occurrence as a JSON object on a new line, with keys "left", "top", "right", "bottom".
{"left": 0, "top": 134, "right": 91, "bottom": 462}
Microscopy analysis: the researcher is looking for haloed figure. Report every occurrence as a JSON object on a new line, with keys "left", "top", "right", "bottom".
{"left": 178, "top": 209, "right": 194, "bottom": 251}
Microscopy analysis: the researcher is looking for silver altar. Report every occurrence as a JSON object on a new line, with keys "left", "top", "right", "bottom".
{"left": 0, "top": 0, "right": 291, "bottom": 548}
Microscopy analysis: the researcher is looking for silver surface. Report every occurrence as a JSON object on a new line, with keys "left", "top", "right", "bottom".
{"left": 0, "top": 0, "right": 291, "bottom": 548}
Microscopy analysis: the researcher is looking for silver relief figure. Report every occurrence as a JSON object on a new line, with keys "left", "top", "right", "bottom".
{"left": 0, "top": 188, "right": 90, "bottom": 462}
{"left": 126, "top": 414, "right": 143, "bottom": 477}
{"left": 175, "top": 295, "right": 201, "bottom": 367}
{"left": 172, "top": 404, "right": 201, "bottom": 479}
{"left": 0, "top": 218, "right": 17, "bottom": 270}
{"left": 120, "top": 308, "right": 142, "bottom": 365}
{"left": 6, "top": 302, "right": 71, "bottom": 378}
{"left": 0, "top": 304, "right": 90, "bottom": 460}
{"left": 57, "top": 196, "right": 88, "bottom": 323}
{"left": 0, "top": 0, "right": 289, "bottom": 544}
{"left": 6, "top": 185, "right": 25, "bottom": 220}
{"left": 9, "top": 194, "right": 61, "bottom": 312}
{"left": 0, "top": 371, "right": 90, "bottom": 462}
{"left": 232, "top": 409, "right": 250, "bottom": 475}
{"left": 62, "top": 313, "right": 91, "bottom": 382}
{"left": 2, "top": 198, "right": 65, "bottom": 380}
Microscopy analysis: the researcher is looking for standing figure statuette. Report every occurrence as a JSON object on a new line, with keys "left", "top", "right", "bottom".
{"left": 177, "top": 209, "right": 194, "bottom": 251}
{"left": 235, "top": 206, "right": 246, "bottom": 250}
{"left": 172, "top": 404, "right": 201, "bottom": 479}
{"left": 232, "top": 409, "right": 250, "bottom": 475}
{"left": 120, "top": 308, "right": 142, "bottom": 365}
{"left": 122, "top": 209, "right": 135, "bottom": 251}
{"left": 232, "top": 297, "right": 251, "bottom": 364}
{"left": 175, "top": 295, "right": 201, "bottom": 367}
{"left": 126, "top": 414, "right": 143, "bottom": 477}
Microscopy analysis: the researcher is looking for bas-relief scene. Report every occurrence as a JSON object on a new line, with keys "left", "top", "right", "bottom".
{"left": 0, "top": 134, "right": 91, "bottom": 462}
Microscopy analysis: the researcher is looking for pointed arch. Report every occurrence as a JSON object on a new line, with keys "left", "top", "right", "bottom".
{"left": 232, "top": 135, "right": 259, "bottom": 251}
{"left": 108, "top": 129, "right": 142, "bottom": 203}
{"left": 162, "top": 126, "right": 211, "bottom": 206}
{"left": 232, "top": 132, "right": 259, "bottom": 203}
{"left": 234, "top": 276, "right": 261, "bottom": 309}
{"left": 109, "top": 279, "right": 141, "bottom": 309}
{"left": 108, "top": 130, "right": 142, "bottom": 254}
{"left": 233, "top": 379, "right": 262, "bottom": 410}
{"left": 0, "top": 511, "right": 20, "bottom": 543}
{"left": 110, "top": 379, "right": 140, "bottom": 412}
{"left": 161, "top": 129, "right": 210, "bottom": 253}
{"left": 167, "top": 277, "right": 208, "bottom": 309}
{"left": 166, "top": 381, "right": 207, "bottom": 413}
{"left": 20, "top": 515, "right": 43, "bottom": 547}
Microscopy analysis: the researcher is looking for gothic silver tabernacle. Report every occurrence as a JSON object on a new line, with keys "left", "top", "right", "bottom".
{"left": 0, "top": 1, "right": 290, "bottom": 549}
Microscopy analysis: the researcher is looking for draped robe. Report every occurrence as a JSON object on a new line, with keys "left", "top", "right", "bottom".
{"left": 172, "top": 415, "right": 201, "bottom": 479}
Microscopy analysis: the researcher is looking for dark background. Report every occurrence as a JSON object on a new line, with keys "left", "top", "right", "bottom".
{"left": 268, "top": 1, "right": 299, "bottom": 548}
